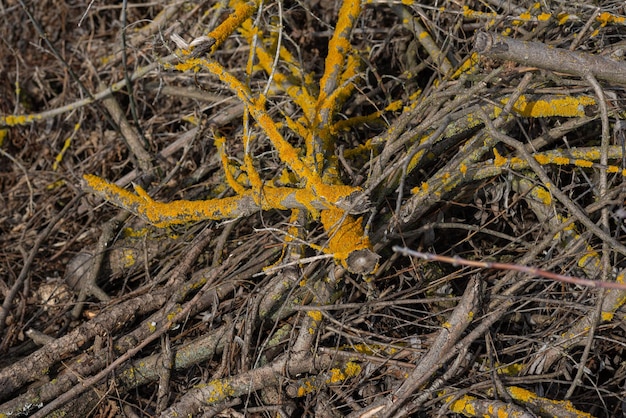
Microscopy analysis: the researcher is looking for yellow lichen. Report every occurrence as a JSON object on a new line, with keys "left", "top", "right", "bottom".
{"left": 206, "top": 0, "right": 256, "bottom": 53}
{"left": 573, "top": 159, "right": 594, "bottom": 168}
{"left": 533, "top": 154, "right": 550, "bottom": 165}
{"left": 578, "top": 251, "right": 600, "bottom": 269}
{"left": 320, "top": 208, "right": 371, "bottom": 268}
{"left": 449, "top": 395, "right": 477, "bottom": 415}
{"left": 597, "top": 12, "right": 626, "bottom": 26}
{"left": 462, "top": 6, "right": 497, "bottom": 19}
{"left": 296, "top": 379, "right": 316, "bottom": 397}
{"left": 328, "top": 368, "right": 345, "bottom": 383}
{"left": 497, "top": 362, "right": 523, "bottom": 376}
{"left": 83, "top": 0, "right": 378, "bottom": 275}
{"left": 450, "top": 52, "right": 479, "bottom": 79}
{"left": 499, "top": 95, "right": 596, "bottom": 118}
{"left": 344, "top": 361, "right": 361, "bottom": 377}
{"left": 123, "top": 227, "right": 150, "bottom": 238}
{"left": 601, "top": 311, "right": 614, "bottom": 322}
{"left": 537, "top": 12, "right": 551, "bottom": 21}
{"left": 493, "top": 148, "right": 507, "bottom": 167}
{"left": 557, "top": 13, "right": 572, "bottom": 25}
{"left": 122, "top": 249, "right": 136, "bottom": 268}
{"left": 53, "top": 122, "right": 80, "bottom": 170}
{"left": 327, "top": 362, "right": 361, "bottom": 384}
{"left": 507, "top": 386, "right": 536, "bottom": 402}
{"left": 204, "top": 379, "right": 236, "bottom": 403}
{"left": 551, "top": 156, "right": 570, "bottom": 165}
{"left": 533, "top": 187, "right": 552, "bottom": 205}
{"left": 46, "top": 179, "right": 66, "bottom": 190}
{"left": 1, "top": 114, "right": 40, "bottom": 126}
{"left": 307, "top": 310, "right": 323, "bottom": 322}
{"left": 459, "top": 163, "right": 468, "bottom": 175}
{"left": 507, "top": 385, "right": 594, "bottom": 417}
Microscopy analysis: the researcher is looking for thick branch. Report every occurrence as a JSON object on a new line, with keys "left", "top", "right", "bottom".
{"left": 83, "top": 174, "right": 367, "bottom": 226}
{"left": 475, "top": 32, "right": 626, "bottom": 86}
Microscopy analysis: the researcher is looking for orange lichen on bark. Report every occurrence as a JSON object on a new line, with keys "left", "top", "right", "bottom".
{"left": 531, "top": 185, "right": 552, "bottom": 205}
{"left": 225, "top": 82, "right": 361, "bottom": 208}
{"left": 296, "top": 378, "right": 317, "bottom": 397}
{"left": 305, "top": 0, "right": 362, "bottom": 178}
{"left": 293, "top": 361, "right": 360, "bottom": 397}
{"left": 84, "top": 174, "right": 364, "bottom": 226}
{"left": 320, "top": 208, "right": 371, "bottom": 268}
{"left": 450, "top": 52, "right": 480, "bottom": 79}
{"left": 0, "top": 113, "right": 43, "bottom": 127}
{"left": 84, "top": 0, "right": 378, "bottom": 274}
{"left": 205, "top": 0, "right": 257, "bottom": 53}
{"left": 490, "top": 146, "right": 626, "bottom": 179}
{"left": 597, "top": 11, "right": 626, "bottom": 26}
{"left": 507, "top": 386, "right": 594, "bottom": 417}
{"left": 493, "top": 148, "right": 508, "bottom": 167}
{"left": 327, "top": 361, "right": 361, "bottom": 383}
{"left": 201, "top": 379, "right": 236, "bottom": 403}
{"left": 53, "top": 122, "right": 80, "bottom": 171}
{"left": 215, "top": 133, "right": 247, "bottom": 195}
{"left": 448, "top": 395, "right": 477, "bottom": 415}
{"left": 182, "top": 57, "right": 327, "bottom": 190}
{"left": 237, "top": 19, "right": 317, "bottom": 116}
{"left": 84, "top": 174, "right": 240, "bottom": 227}
{"left": 307, "top": 310, "right": 323, "bottom": 322}
{"left": 316, "top": 0, "right": 361, "bottom": 112}
{"left": 497, "top": 95, "right": 596, "bottom": 118}
{"left": 448, "top": 393, "right": 540, "bottom": 417}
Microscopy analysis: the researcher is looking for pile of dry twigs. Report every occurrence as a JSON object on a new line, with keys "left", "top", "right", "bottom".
{"left": 2, "top": 1, "right": 626, "bottom": 416}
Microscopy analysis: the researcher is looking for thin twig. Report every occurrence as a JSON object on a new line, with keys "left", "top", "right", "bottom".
{"left": 478, "top": 107, "right": 626, "bottom": 258}
{"left": 0, "top": 193, "right": 83, "bottom": 339}
{"left": 393, "top": 246, "right": 626, "bottom": 290}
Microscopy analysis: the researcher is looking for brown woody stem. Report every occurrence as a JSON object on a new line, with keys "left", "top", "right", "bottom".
{"left": 475, "top": 31, "right": 626, "bottom": 86}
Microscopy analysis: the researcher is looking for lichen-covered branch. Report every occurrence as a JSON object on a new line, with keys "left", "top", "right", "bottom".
{"left": 83, "top": 0, "right": 380, "bottom": 274}
{"left": 84, "top": 174, "right": 363, "bottom": 226}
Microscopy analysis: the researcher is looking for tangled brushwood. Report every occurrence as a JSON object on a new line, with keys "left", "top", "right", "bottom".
{"left": 2, "top": 0, "right": 626, "bottom": 416}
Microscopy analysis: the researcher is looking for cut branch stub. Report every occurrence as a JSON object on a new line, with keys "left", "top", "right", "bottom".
{"left": 345, "top": 249, "right": 380, "bottom": 275}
